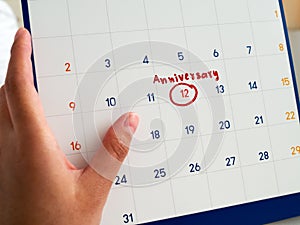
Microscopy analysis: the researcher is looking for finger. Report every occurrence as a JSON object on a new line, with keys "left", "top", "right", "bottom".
{"left": 4, "top": 28, "right": 48, "bottom": 136}
{"left": 0, "top": 86, "right": 13, "bottom": 153}
{"left": 0, "top": 86, "right": 12, "bottom": 130}
{"left": 79, "top": 113, "right": 139, "bottom": 202}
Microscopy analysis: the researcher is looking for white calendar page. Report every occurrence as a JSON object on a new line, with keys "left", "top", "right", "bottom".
{"left": 22, "top": 0, "right": 300, "bottom": 224}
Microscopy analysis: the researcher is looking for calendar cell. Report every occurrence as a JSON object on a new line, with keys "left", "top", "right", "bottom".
{"left": 111, "top": 160, "right": 132, "bottom": 189}
{"left": 38, "top": 76, "right": 80, "bottom": 116}
{"left": 225, "top": 58, "right": 261, "bottom": 95}
{"left": 252, "top": 21, "right": 286, "bottom": 56}
{"left": 33, "top": 37, "right": 75, "bottom": 76}
{"left": 248, "top": 0, "right": 280, "bottom": 22}
{"left": 132, "top": 182, "right": 175, "bottom": 223}
{"left": 258, "top": 54, "right": 293, "bottom": 90}
{"left": 208, "top": 168, "right": 245, "bottom": 208}
{"left": 150, "top": 28, "right": 187, "bottom": 50}
{"left": 67, "top": 0, "right": 109, "bottom": 35}
{"left": 159, "top": 103, "right": 188, "bottom": 141}
{"left": 127, "top": 141, "right": 166, "bottom": 169}
{"left": 160, "top": 103, "right": 200, "bottom": 141}
{"left": 172, "top": 174, "right": 211, "bottom": 215}
{"left": 111, "top": 30, "right": 148, "bottom": 47}
{"left": 185, "top": 25, "right": 223, "bottom": 61}
{"left": 275, "top": 158, "right": 300, "bottom": 195}
{"left": 219, "top": 23, "right": 255, "bottom": 59}
{"left": 150, "top": 28, "right": 188, "bottom": 65}
{"left": 101, "top": 187, "right": 136, "bottom": 225}
{"left": 264, "top": 89, "right": 299, "bottom": 125}
{"left": 107, "top": 0, "right": 148, "bottom": 33}
{"left": 236, "top": 127, "right": 272, "bottom": 166}
{"left": 120, "top": 105, "right": 162, "bottom": 147}
{"left": 230, "top": 92, "right": 267, "bottom": 130}
{"left": 165, "top": 137, "right": 204, "bottom": 178}
{"left": 205, "top": 96, "right": 235, "bottom": 135}
{"left": 204, "top": 133, "right": 240, "bottom": 172}
{"left": 144, "top": 0, "right": 183, "bottom": 30}
{"left": 85, "top": 150, "right": 131, "bottom": 178}
{"left": 73, "top": 34, "right": 113, "bottom": 74}
{"left": 269, "top": 123, "right": 300, "bottom": 161}
{"left": 203, "top": 61, "right": 229, "bottom": 97}
{"left": 116, "top": 67, "right": 157, "bottom": 108}
{"left": 77, "top": 73, "right": 119, "bottom": 112}
{"left": 47, "top": 114, "right": 86, "bottom": 155}
{"left": 181, "top": 0, "right": 218, "bottom": 27}
{"left": 242, "top": 163, "right": 278, "bottom": 201}
{"left": 81, "top": 109, "right": 122, "bottom": 153}
{"left": 28, "top": 0, "right": 71, "bottom": 38}
{"left": 214, "top": 0, "right": 250, "bottom": 24}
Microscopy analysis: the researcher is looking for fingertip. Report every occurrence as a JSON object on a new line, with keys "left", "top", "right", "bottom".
{"left": 12, "top": 28, "right": 31, "bottom": 52}
{"left": 6, "top": 28, "right": 33, "bottom": 87}
{"left": 14, "top": 28, "right": 30, "bottom": 41}
{"left": 123, "top": 112, "right": 139, "bottom": 134}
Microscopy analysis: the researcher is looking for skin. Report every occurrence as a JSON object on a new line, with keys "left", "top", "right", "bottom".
{"left": 0, "top": 28, "right": 139, "bottom": 225}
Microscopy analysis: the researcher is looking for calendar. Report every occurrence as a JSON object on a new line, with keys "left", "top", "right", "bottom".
{"left": 21, "top": 0, "right": 300, "bottom": 224}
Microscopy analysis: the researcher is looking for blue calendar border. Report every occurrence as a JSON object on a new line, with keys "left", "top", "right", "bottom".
{"left": 21, "top": 0, "right": 38, "bottom": 91}
{"left": 279, "top": 0, "right": 300, "bottom": 122}
{"left": 143, "top": 192, "right": 300, "bottom": 225}
{"left": 21, "top": 0, "right": 300, "bottom": 224}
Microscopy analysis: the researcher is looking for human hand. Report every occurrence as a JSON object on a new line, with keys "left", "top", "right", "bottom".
{"left": 284, "top": 0, "right": 300, "bottom": 29}
{"left": 0, "top": 28, "right": 139, "bottom": 225}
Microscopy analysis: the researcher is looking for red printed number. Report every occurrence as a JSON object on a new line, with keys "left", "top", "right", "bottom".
{"left": 65, "top": 62, "right": 71, "bottom": 72}
{"left": 70, "top": 141, "right": 81, "bottom": 151}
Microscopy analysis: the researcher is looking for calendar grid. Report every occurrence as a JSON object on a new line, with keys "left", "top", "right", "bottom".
{"left": 34, "top": 76, "right": 297, "bottom": 115}
{"left": 34, "top": 51, "right": 288, "bottom": 79}
{"left": 24, "top": 0, "right": 300, "bottom": 224}
{"left": 31, "top": 19, "right": 282, "bottom": 41}
{"left": 64, "top": 0, "right": 88, "bottom": 159}
{"left": 140, "top": 0, "right": 177, "bottom": 217}
{"left": 104, "top": 1, "right": 139, "bottom": 222}
{"left": 42, "top": 97, "right": 298, "bottom": 138}
{"left": 212, "top": 0, "right": 247, "bottom": 202}
{"left": 83, "top": 119, "right": 297, "bottom": 151}
{"left": 245, "top": 0, "right": 280, "bottom": 196}
{"left": 178, "top": 0, "right": 214, "bottom": 209}
{"left": 98, "top": 152, "right": 300, "bottom": 193}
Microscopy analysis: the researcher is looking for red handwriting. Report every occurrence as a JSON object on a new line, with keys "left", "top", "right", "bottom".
{"left": 153, "top": 70, "right": 219, "bottom": 85}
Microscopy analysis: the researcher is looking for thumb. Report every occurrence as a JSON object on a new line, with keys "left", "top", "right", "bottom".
{"left": 79, "top": 113, "right": 139, "bottom": 201}
{"left": 5, "top": 28, "right": 46, "bottom": 132}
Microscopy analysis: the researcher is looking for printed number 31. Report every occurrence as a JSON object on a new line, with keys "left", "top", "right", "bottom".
{"left": 123, "top": 213, "right": 134, "bottom": 223}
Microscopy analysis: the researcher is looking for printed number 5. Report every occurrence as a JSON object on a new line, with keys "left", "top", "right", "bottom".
{"left": 178, "top": 52, "right": 184, "bottom": 61}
